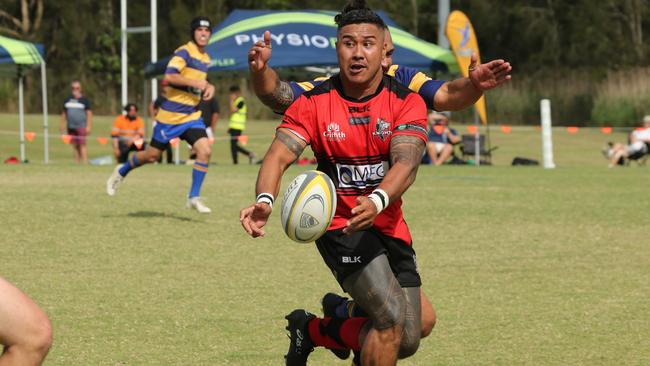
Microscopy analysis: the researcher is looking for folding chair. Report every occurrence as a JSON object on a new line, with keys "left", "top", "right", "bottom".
{"left": 460, "top": 134, "right": 498, "bottom": 165}
{"left": 626, "top": 141, "right": 650, "bottom": 166}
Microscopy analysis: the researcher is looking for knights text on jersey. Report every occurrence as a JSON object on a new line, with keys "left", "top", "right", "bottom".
{"left": 278, "top": 75, "right": 427, "bottom": 245}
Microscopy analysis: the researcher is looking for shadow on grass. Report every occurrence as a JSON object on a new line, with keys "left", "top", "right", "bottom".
{"left": 125, "top": 211, "right": 194, "bottom": 222}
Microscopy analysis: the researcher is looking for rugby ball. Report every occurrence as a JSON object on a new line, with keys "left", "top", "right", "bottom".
{"left": 281, "top": 170, "right": 336, "bottom": 243}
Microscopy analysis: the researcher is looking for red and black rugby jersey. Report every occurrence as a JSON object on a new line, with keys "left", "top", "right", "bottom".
{"left": 278, "top": 74, "right": 427, "bottom": 245}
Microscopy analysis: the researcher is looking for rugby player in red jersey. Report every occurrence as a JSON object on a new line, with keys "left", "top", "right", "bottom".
{"left": 245, "top": 1, "right": 511, "bottom": 364}
{"left": 241, "top": 2, "right": 437, "bottom": 365}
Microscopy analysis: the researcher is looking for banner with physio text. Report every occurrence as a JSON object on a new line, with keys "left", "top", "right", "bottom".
{"left": 445, "top": 11, "right": 487, "bottom": 125}
{"left": 145, "top": 9, "right": 458, "bottom": 77}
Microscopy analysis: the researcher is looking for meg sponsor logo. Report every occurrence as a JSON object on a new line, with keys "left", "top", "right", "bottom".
{"left": 336, "top": 162, "right": 387, "bottom": 189}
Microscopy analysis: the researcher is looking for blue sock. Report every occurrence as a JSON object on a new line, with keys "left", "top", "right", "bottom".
{"left": 189, "top": 161, "right": 209, "bottom": 198}
{"left": 335, "top": 301, "right": 350, "bottom": 318}
{"left": 119, "top": 154, "right": 139, "bottom": 177}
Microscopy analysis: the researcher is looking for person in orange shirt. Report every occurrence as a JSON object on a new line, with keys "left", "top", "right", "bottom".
{"left": 111, "top": 103, "right": 146, "bottom": 163}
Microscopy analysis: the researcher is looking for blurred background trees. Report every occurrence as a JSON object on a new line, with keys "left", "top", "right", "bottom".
{"left": 0, "top": 0, "right": 649, "bottom": 125}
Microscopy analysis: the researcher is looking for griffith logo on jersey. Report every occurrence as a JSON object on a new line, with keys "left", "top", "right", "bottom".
{"left": 372, "top": 118, "right": 392, "bottom": 141}
{"left": 323, "top": 122, "right": 346, "bottom": 142}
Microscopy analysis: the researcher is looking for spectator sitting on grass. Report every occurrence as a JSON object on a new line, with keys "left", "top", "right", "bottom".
{"left": 604, "top": 115, "right": 650, "bottom": 167}
{"left": 425, "top": 111, "right": 460, "bottom": 165}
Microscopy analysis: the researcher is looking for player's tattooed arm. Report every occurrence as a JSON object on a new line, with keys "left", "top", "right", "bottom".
{"left": 275, "top": 129, "right": 306, "bottom": 158}
{"left": 254, "top": 128, "right": 307, "bottom": 199}
{"left": 379, "top": 134, "right": 426, "bottom": 202}
{"left": 258, "top": 79, "right": 295, "bottom": 114}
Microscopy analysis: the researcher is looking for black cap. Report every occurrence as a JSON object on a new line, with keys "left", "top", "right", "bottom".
{"left": 190, "top": 16, "right": 212, "bottom": 41}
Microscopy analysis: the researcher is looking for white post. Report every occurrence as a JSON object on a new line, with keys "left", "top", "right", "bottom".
{"left": 540, "top": 99, "right": 556, "bottom": 169}
{"left": 41, "top": 62, "right": 49, "bottom": 164}
{"left": 18, "top": 74, "right": 25, "bottom": 162}
{"left": 121, "top": 0, "right": 128, "bottom": 107}
{"left": 437, "top": 0, "right": 450, "bottom": 49}
{"left": 174, "top": 144, "right": 180, "bottom": 165}
{"left": 150, "top": 0, "right": 157, "bottom": 102}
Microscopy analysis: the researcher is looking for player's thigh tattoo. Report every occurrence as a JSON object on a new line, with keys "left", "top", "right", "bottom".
{"left": 342, "top": 255, "right": 406, "bottom": 330}
{"left": 275, "top": 130, "right": 305, "bottom": 157}
{"left": 399, "top": 287, "right": 422, "bottom": 357}
{"left": 259, "top": 80, "right": 295, "bottom": 113}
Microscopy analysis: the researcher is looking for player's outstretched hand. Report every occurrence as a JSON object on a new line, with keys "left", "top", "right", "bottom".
{"left": 343, "top": 196, "right": 378, "bottom": 235}
{"left": 240, "top": 203, "right": 272, "bottom": 238}
{"left": 468, "top": 52, "right": 512, "bottom": 91}
{"left": 203, "top": 83, "right": 215, "bottom": 100}
{"left": 248, "top": 31, "right": 272, "bottom": 73}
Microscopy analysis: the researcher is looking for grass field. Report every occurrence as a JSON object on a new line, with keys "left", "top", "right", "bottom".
{"left": 1, "top": 114, "right": 649, "bottom": 365}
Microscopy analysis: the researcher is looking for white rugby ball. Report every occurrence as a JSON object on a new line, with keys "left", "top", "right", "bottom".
{"left": 281, "top": 170, "right": 337, "bottom": 243}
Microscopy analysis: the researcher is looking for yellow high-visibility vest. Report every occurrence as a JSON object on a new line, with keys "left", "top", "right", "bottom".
{"left": 228, "top": 96, "right": 247, "bottom": 130}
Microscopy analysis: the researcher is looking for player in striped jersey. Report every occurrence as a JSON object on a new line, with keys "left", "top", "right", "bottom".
{"left": 106, "top": 17, "right": 216, "bottom": 213}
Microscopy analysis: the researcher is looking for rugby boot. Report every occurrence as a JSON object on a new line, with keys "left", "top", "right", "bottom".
{"left": 186, "top": 196, "right": 212, "bottom": 213}
{"left": 106, "top": 164, "right": 124, "bottom": 196}
{"left": 284, "top": 309, "right": 315, "bottom": 366}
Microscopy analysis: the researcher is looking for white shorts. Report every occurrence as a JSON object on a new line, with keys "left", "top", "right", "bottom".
{"left": 432, "top": 142, "right": 446, "bottom": 153}
{"left": 626, "top": 141, "right": 648, "bottom": 155}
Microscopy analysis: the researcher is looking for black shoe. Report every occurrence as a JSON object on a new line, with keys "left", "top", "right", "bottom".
{"left": 321, "top": 293, "right": 351, "bottom": 360}
{"left": 285, "top": 309, "right": 315, "bottom": 366}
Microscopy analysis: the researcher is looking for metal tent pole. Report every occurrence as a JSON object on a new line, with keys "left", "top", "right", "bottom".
{"left": 41, "top": 62, "right": 49, "bottom": 164}
{"left": 18, "top": 71, "right": 25, "bottom": 162}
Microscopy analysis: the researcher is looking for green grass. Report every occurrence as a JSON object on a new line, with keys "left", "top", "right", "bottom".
{"left": 1, "top": 114, "right": 649, "bottom": 365}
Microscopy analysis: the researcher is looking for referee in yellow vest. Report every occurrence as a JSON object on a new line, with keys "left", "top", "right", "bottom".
{"left": 228, "top": 85, "right": 256, "bottom": 164}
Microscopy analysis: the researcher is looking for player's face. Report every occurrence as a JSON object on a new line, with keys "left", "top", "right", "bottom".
{"left": 337, "top": 23, "right": 385, "bottom": 86}
{"left": 127, "top": 107, "right": 137, "bottom": 118}
{"left": 382, "top": 29, "right": 394, "bottom": 72}
{"left": 194, "top": 26, "right": 211, "bottom": 47}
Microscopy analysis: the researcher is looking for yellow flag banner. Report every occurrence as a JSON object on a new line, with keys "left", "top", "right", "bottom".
{"left": 445, "top": 10, "right": 487, "bottom": 124}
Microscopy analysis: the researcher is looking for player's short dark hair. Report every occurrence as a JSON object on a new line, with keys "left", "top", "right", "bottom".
{"left": 124, "top": 103, "right": 137, "bottom": 112}
{"left": 334, "top": 0, "right": 386, "bottom": 30}
{"left": 229, "top": 85, "right": 240, "bottom": 93}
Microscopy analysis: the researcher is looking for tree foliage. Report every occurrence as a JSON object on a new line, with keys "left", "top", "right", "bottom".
{"left": 0, "top": 0, "right": 648, "bottom": 124}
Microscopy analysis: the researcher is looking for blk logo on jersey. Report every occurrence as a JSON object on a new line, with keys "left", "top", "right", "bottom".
{"left": 323, "top": 122, "right": 346, "bottom": 142}
{"left": 372, "top": 118, "right": 392, "bottom": 141}
{"left": 348, "top": 105, "right": 370, "bottom": 113}
{"left": 336, "top": 162, "right": 386, "bottom": 188}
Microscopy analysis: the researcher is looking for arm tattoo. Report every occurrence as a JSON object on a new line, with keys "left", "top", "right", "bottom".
{"left": 390, "top": 135, "right": 426, "bottom": 168}
{"left": 276, "top": 130, "right": 306, "bottom": 158}
{"left": 259, "top": 80, "right": 295, "bottom": 113}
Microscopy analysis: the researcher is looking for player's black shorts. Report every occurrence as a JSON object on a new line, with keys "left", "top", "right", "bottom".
{"left": 315, "top": 228, "right": 421, "bottom": 288}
